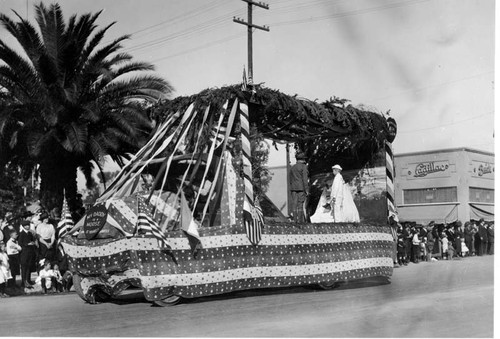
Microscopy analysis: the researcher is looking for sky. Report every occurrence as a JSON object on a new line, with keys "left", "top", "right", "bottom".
{"left": 0, "top": 0, "right": 495, "bottom": 168}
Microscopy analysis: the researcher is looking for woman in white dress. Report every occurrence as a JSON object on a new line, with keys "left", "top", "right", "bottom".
{"left": 310, "top": 184, "right": 335, "bottom": 223}
{"left": 310, "top": 165, "right": 360, "bottom": 223}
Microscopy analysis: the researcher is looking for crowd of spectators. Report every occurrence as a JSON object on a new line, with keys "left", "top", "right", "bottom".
{"left": 394, "top": 218, "right": 494, "bottom": 266}
{"left": 0, "top": 208, "right": 74, "bottom": 297}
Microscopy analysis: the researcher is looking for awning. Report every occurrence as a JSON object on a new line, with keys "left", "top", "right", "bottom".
{"left": 469, "top": 203, "right": 494, "bottom": 222}
{"left": 398, "top": 204, "right": 458, "bottom": 224}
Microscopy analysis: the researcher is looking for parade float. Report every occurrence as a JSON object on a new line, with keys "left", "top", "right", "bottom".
{"left": 60, "top": 85, "right": 398, "bottom": 306}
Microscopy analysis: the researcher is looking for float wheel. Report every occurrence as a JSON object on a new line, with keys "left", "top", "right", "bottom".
{"left": 318, "top": 281, "right": 343, "bottom": 290}
{"left": 153, "top": 294, "right": 182, "bottom": 307}
{"left": 73, "top": 274, "right": 111, "bottom": 304}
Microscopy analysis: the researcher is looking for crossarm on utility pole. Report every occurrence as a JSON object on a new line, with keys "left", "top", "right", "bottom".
{"left": 233, "top": 18, "right": 270, "bottom": 32}
{"left": 233, "top": 0, "right": 269, "bottom": 85}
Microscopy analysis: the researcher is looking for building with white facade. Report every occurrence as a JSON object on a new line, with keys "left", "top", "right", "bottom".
{"left": 394, "top": 148, "right": 494, "bottom": 224}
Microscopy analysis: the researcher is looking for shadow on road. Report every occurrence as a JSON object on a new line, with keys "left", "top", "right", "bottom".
{"left": 179, "top": 276, "right": 392, "bottom": 306}
{"left": 105, "top": 275, "right": 392, "bottom": 307}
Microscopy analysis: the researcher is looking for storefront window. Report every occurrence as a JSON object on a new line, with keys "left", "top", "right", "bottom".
{"left": 469, "top": 187, "right": 494, "bottom": 203}
{"left": 403, "top": 187, "right": 457, "bottom": 204}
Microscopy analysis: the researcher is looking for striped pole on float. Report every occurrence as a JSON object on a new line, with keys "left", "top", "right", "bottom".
{"left": 239, "top": 101, "right": 262, "bottom": 245}
{"left": 385, "top": 140, "right": 397, "bottom": 221}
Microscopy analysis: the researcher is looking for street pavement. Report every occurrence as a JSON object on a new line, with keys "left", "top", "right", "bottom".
{"left": 0, "top": 254, "right": 494, "bottom": 337}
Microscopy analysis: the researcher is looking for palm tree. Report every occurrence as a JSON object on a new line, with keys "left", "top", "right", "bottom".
{"left": 0, "top": 2, "right": 173, "bottom": 215}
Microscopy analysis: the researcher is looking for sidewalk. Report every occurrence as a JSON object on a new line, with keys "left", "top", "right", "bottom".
{"left": 5, "top": 273, "right": 75, "bottom": 297}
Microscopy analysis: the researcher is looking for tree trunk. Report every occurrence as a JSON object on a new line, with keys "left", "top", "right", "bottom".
{"left": 39, "top": 159, "right": 78, "bottom": 215}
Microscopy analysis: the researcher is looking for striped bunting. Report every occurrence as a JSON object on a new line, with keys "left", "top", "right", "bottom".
{"left": 137, "top": 195, "right": 170, "bottom": 250}
{"left": 63, "top": 223, "right": 394, "bottom": 301}
{"left": 239, "top": 101, "right": 262, "bottom": 245}
{"left": 63, "top": 231, "right": 394, "bottom": 257}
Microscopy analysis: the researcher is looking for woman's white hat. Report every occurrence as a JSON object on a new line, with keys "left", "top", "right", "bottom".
{"left": 332, "top": 164, "right": 342, "bottom": 170}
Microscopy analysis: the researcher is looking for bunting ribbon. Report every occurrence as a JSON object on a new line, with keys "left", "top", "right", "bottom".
{"left": 239, "top": 101, "right": 262, "bottom": 245}
{"left": 199, "top": 99, "right": 238, "bottom": 225}
{"left": 98, "top": 113, "right": 181, "bottom": 202}
{"left": 192, "top": 101, "right": 227, "bottom": 213}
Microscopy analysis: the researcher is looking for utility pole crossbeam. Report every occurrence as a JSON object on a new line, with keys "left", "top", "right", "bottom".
{"left": 233, "top": 0, "right": 269, "bottom": 86}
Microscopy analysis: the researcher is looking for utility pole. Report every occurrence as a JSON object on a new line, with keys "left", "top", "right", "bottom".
{"left": 233, "top": 0, "right": 269, "bottom": 86}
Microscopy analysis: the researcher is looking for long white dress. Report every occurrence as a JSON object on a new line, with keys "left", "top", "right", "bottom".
{"left": 341, "top": 184, "right": 360, "bottom": 222}
{"left": 310, "top": 174, "right": 360, "bottom": 223}
{"left": 0, "top": 252, "right": 12, "bottom": 284}
{"left": 310, "top": 187, "right": 335, "bottom": 223}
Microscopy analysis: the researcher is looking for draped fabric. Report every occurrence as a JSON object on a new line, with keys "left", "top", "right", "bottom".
{"left": 470, "top": 203, "right": 494, "bottom": 221}
{"left": 62, "top": 223, "right": 394, "bottom": 302}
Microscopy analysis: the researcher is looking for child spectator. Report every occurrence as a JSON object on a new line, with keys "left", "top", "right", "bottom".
{"left": 397, "top": 235, "right": 407, "bottom": 266}
{"left": 6, "top": 230, "right": 21, "bottom": 287}
{"left": 36, "top": 260, "right": 56, "bottom": 294}
{"left": 460, "top": 238, "right": 469, "bottom": 257}
{"left": 19, "top": 220, "right": 37, "bottom": 288}
{"left": 441, "top": 233, "right": 449, "bottom": 260}
{"left": 411, "top": 228, "right": 420, "bottom": 263}
{"left": 0, "top": 242, "right": 12, "bottom": 297}
{"left": 52, "top": 264, "right": 64, "bottom": 293}
{"left": 62, "top": 270, "right": 73, "bottom": 292}
{"left": 447, "top": 240, "right": 456, "bottom": 260}
{"left": 420, "top": 237, "right": 427, "bottom": 262}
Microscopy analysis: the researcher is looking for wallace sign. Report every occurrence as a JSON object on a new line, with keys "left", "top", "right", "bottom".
{"left": 84, "top": 204, "right": 108, "bottom": 240}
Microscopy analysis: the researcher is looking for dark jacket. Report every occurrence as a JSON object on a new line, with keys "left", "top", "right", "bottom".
{"left": 289, "top": 161, "right": 309, "bottom": 193}
{"left": 478, "top": 224, "right": 488, "bottom": 242}
{"left": 18, "top": 230, "right": 37, "bottom": 266}
{"left": 487, "top": 226, "right": 494, "bottom": 242}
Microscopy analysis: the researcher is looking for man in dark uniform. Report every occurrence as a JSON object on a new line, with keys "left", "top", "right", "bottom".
{"left": 477, "top": 219, "right": 488, "bottom": 256}
{"left": 289, "top": 152, "right": 309, "bottom": 223}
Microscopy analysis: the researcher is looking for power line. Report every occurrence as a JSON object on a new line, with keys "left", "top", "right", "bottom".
{"left": 367, "top": 71, "right": 494, "bottom": 103}
{"left": 270, "top": 0, "right": 430, "bottom": 27}
{"left": 122, "top": 8, "right": 244, "bottom": 54}
{"left": 101, "top": 0, "right": 226, "bottom": 44}
{"left": 149, "top": 33, "right": 244, "bottom": 63}
{"left": 398, "top": 112, "right": 494, "bottom": 134}
{"left": 131, "top": 0, "right": 224, "bottom": 37}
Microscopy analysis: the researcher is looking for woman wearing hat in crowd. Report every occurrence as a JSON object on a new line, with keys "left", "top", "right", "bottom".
{"left": 18, "top": 220, "right": 37, "bottom": 288}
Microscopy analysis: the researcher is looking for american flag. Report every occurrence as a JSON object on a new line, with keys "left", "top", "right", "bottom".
{"left": 57, "top": 197, "right": 74, "bottom": 241}
{"left": 137, "top": 195, "right": 170, "bottom": 249}
{"left": 241, "top": 66, "right": 248, "bottom": 91}
{"left": 180, "top": 191, "right": 202, "bottom": 257}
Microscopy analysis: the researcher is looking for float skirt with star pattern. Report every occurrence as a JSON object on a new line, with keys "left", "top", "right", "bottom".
{"left": 62, "top": 222, "right": 393, "bottom": 302}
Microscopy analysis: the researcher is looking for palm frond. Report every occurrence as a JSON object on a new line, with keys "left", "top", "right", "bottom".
{"left": 83, "top": 35, "right": 130, "bottom": 74}
{"left": 79, "top": 21, "right": 115, "bottom": 69}
{"left": 35, "top": 2, "right": 66, "bottom": 64}
{"left": 100, "top": 75, "right": 172, "bottom": 103}
{"left": 26, "top": 129, "right": 56, "bottom": 158}
{"left": 9, "top": 11, "right": 45, "bottom": 64}
{"left": 0, "top": 41, "right": 41, "bottom": 98}
{"left": 60, "top": 121, "right": 87, "bottom": 154}
{"left": 88, "top": 137, "right": 106, "bottom": 161}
